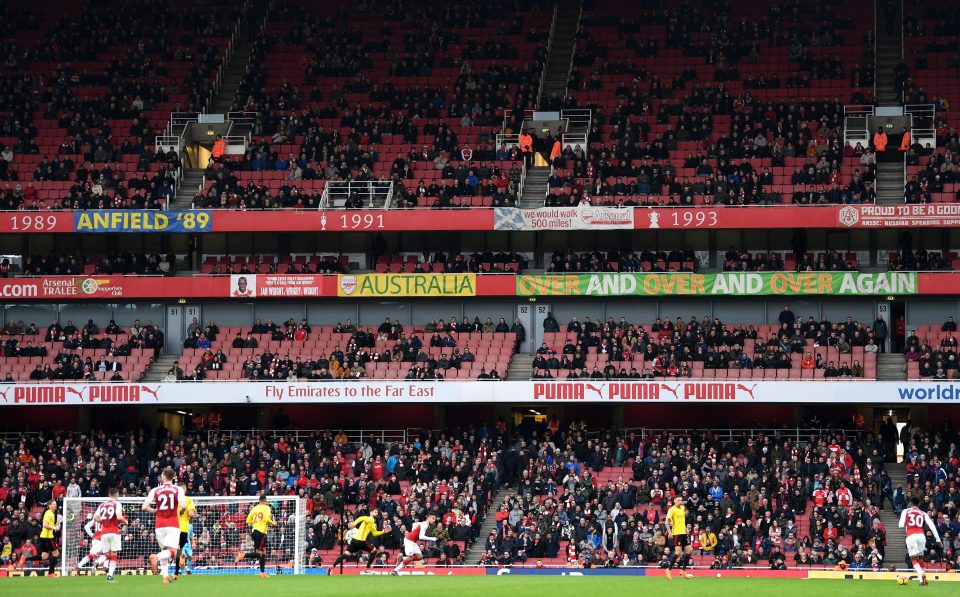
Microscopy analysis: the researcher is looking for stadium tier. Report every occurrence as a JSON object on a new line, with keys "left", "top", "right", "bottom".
{"left": 2, "top": 424, "right": 959, "bottom": 575}
{"left": 2, "top": 0, "right": 960, "bottom": 584}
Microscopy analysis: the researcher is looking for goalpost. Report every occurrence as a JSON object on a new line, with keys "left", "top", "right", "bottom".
{"left": 61, "top": 495, "right": 307, "bottom": 576}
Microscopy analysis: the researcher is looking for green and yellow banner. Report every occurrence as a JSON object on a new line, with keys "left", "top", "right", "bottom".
{"left": 337, "top": 273, "right": 476, "bottom": 297}
{"left": 516, "top": 272, "right": 917, "bottom": 297}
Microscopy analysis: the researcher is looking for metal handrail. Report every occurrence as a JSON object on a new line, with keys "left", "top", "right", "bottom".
{"left": 496, "top": 133, "right": 520, "bottom": 151}
{"left": 873, "top": 0, "right": 878, "bottom": 104}
{"left": 843, "top": 104, "right": 874, "bottom": 149}
{"left": 537, "top": 2, "right": 561, "bottom": 109}
{"left": 561, "top": 4, "right": 583, "bottom": 103}
{"left": 207, "top": 428, "right": 412, "bottom": 446}
{"left": 320, "top": 180, "right": 394, "bottom": 209}
{"left": 206, "top": 427, "right": 855, "bottom": 449}
{"left": 518, "top": 159, "right": 526, "bottom": 200}
{"left": 898, "top": 0, "right": 905, "bottom": 103}
{"left": 561, "top": 132, "right": 587, "bottom": 151}
{"left": 227, "top": 111, "right": 258, "bottom": 128}
{"left": 618, "top": 427, "right": 859, "bottom": 446}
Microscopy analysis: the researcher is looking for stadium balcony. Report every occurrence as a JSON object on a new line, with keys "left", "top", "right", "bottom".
{"left": 180, "top": 0, "right": 548, "bottom": 210}
{"left": 536, "top": 315, "right": 880, "bottom": 381}
{"left": 511, "top": 0, "right": 875, "bottom": 210}
{"left": 0, "top": 320, "right": 159, "bottom": 382}
{"left": 0, "top": 0, "right": 244, "bottom": 205}
{"left": 903, "top": 1, "right": 959, "bottom": 129}
{"left": 177, "top": 321, "right": 515, "bottom": 382}
{"left": 195, "top": 157, "right": 524, "bottom": 209}
{"left": 904, "top": 321, "right": 960, "bottom": 380}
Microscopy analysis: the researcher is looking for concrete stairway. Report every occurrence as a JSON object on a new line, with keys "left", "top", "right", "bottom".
{"left": 170, "top": 168, "right": 205, "bottom": 210}
{"left": 141, "top": 355, "right": 180, "bottom": 382}
{"left": 878, "top": 462, "right": 908, "bottom": 568}
{"left": 518, "top": 166, "right": 550, "bottom": 208}
{"left": 874, "top": 0, "right": 903, "bottom": 106}
{"left": 875, "top": 161, "right": 904, "bottom": 204}
{"left": 537, "top": 0, "right": 582, "bottom": 106}
{"left": 211, "top": 36, "right": 255, "bottom": 114}
{"left": 506, "top": 353, "right": 535, "bottom": 380}
{"left": 462, "top": 486, "right": 514, "bottom": 565}
{"left": 876, "top": 353, "right": 906, "bottom": 380}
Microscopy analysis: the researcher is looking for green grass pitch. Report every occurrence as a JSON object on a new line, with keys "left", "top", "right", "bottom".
{"left": 0, "top": 575, "right": 955, "bottom": 596}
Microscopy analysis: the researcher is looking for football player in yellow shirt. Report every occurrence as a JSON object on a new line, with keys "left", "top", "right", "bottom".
{"left": 665, "top": 497, "right": 692, "bottom": 579}
{"left": 330, "top": 508, "right": 390, "bottom": 573}
{"left": 235, "top": 494, "right": 276, "bottom": 578}
{"left": 173, "top": 482, "right": 196, "bottom": 580}
{"left": 40, "top": 501, "right": 60, "bottom": 577}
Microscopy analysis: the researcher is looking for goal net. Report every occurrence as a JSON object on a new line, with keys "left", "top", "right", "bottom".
{"left": 61, "top": 495, "right": 306, "bottom": 576}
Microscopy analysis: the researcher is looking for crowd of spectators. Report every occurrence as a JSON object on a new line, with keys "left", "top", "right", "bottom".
{"left": 889, "top": 249, "right": 952, "bottom": 272}
{"left": 721, "top": 250, "right": 854, "bottom": 273}
{"left": 205, "top": 255, "right": 349, "bottom": 276}
{"left": 377, "top": 251, "right": 524, "bottom": 274}
{"left": 536, "top": 0, "right": 880, "bottom": 210}
{"left": 0, "top": 423, "right": 508, "bottom": 569}
{"left": 9, "top": 252, "right": 178, "bottom": 277}
{"left": 904, "top": 145, "right": 960, "bottom": 204}
{"left": 477, "top": 421, "right": 959, "bottom": 570}
{"left": 0, "top": 414, "right": 957, "bottom": 571}
{"left": 390, "top": 157, "right": 521, "bottom": 209}
{"left": 0, "top": 1, "right": 238, "bottom": 211}
{"left": 545, "top": 138, "right": 877, "bottom": 208}
{"left": 1, "top": 318, "right": 161, "bottom": 382}
{"left": 173, "top": 316, "right": 517, "bottom": 383}
{"left": 906, "top": 318, "right": 960, "bottom": 380}
{"left": 0, "top": 158, "right": 179, "bottom": 211}
{"left": 532, "top": 309, "right": 879, "bottom": 380}
{"left": 192, "top": 0, "right": 545, "bottom": 210}
{"left": 546, "top": 249, "right": 697, "bottom": 273}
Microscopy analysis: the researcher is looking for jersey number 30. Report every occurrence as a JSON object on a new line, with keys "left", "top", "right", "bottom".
{"left": 906, "top": 512, "right": 924, "bottom": 528}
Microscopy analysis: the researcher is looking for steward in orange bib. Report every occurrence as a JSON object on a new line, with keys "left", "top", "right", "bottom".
{"left": 873, "top": 128, "right": 888, "bottom": 152}
{"left": 899, "top": 127, "right": 911, "bottom": 151}
{"left": 212, "top": 135, "right": 226, "bottom": 160}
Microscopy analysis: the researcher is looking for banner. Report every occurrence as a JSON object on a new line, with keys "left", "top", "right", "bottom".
{"left": 516, "top": 272, "right": 918, "bottom": 297}
{"left": 228, "top": 274, "right": 327, "bottom": 298}
{"left": 2, "top": 380, "right": 958, "bottom": 406}
{"left": 490, "top": 567, "right": 809, "bottom": 578}
{"left": 494, "top": 206, "right": 634, "bottom": 230}
{"left": 328, "top": 567, "right": 487, "bottom": 576}
{"left": 838, "top": 204, "right": 960, "bottom": 228}
{"left": 0, "top": 271, "right": 955, "bottom": 300}
{"left": 214, "top": 210, "right": 495, "bottom": 232}
{"left": 337, "top": 274, "right": 476, "bottom": 297}
{"left": 2, "top": 205, "right": 960, "bottom": 235}
{"left": 0, "top": 276, "right": 224, "bottom": 299}
{"left": 73, "top": 210, "right": 212, "bottom": 233}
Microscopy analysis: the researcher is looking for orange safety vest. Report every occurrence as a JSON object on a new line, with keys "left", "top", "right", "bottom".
{"left": 899, "top": 131, "right": 911, "bottom": 151}
{"left": 873, "top": 132, "right": 887, "bottom": 152}
{"left": 549, "top": 140, "right": 562, "bottom": 160}
{"left": 518, "top": 133, "right": 533, "bottom": 153}
{"left": 212, "top": 139, "right": 226, "bottom": 158}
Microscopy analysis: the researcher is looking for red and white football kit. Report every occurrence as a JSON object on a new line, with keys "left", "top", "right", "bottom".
{"left": 402, "top": 521, "right": 436, "bottom": 557}
{"left": 95, "top": 499, "right": 123, "bottom": 553}
{"left": 85, "top": 518, "right": 104, "bottom": 555}
{"left": 899, "top": 506, "right": 940, "bottom": 557}
{"left": 145, "top": 483, "right": 185, "bottom": 549}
